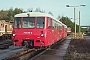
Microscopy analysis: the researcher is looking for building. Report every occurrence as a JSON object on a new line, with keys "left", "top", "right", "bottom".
{"left": 0, "top": 20, "right": 13, "bottom": 36}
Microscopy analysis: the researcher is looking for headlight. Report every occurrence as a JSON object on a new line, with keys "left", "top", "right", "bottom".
{"left": 40, "top": 34, "right": 44, "bottom": 37}
{"left": 13, "top": 34, "right": 16, "bottom": 36}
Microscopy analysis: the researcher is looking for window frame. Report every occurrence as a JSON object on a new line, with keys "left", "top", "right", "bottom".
{"left": 22, "top": 17, "right": 35, "bottom": 28}
{"left": 36, "top": 17, "right": 45, "bottom": 29}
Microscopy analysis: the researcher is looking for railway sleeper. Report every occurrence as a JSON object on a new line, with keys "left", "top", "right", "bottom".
{"left": 0, "top": 45, "right": 9, "bottom": 49}
{"left": 2, "top": 34, "right": 12, "bottom": 40}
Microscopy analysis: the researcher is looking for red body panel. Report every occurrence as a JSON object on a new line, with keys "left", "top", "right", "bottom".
{"left": 12, "top": 29, "right": 47, "bottom": 46}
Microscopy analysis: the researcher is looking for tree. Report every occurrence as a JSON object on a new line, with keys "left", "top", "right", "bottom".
{"left": 10, "top": 16, "right": 13, "bottom": 21}
{"left": 7, "top": 8, "right": 23, "bottom": 21}
{"left": 7, "top": 11, "right": 13, "bottom": 17}
{"left": 0, "top": 15, "right": 2, "bottom": 20}
{"left": 41, "top": 10, "right": 45, "bottom": 13}
{"left": 7, "top": 10, "right": 14, "bottom": 21}
{"left": 35, "top": 7, "right": 41, "bottom": 12}
{"left": 57, "top": 15, "right": 61, "bottom": 20}
{"left": 60, "top": 16, "right": 74, "bottom": 32}
{"left": 48, "top": 11, "right": 53, "bottom": 16}
{"left": 14, "top": 8, "right": 22, "bottom": 15}
{"left": 59, "top": 16, "right": 81, "bottom": 32}
{"left": 0, "top": 10, "right": 9, "bottom": 20}
{"left": 27, "top": 8, "right": 33, "bottom": 12}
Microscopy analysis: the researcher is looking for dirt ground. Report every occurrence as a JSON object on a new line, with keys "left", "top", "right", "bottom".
{"left": 63, "top": 39, "right": 90, "bottom": 60}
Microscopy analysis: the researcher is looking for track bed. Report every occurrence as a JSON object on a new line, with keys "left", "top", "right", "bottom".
{"left": 63, "top": 36, "right": 90, "bottom": 60}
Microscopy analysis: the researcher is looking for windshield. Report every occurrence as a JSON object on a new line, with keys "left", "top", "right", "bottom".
{"left": 14, "top": 17, "right": 21, "bottom": 28}
{"left": 36, "top": 17, "right": 45, "bottom": 28}
{"left": 14, "top": 17, "right": 45, "bottom": 28}
{"left": 22, "top": 17, "right": 35, "bottom": 28}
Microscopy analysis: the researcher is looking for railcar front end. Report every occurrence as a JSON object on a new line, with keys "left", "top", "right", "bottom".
{"left": 12, "top": 17, "right": 48, "bottom": 48}
{"left": 12, "top": 12, "right": 66, "bottom": 49}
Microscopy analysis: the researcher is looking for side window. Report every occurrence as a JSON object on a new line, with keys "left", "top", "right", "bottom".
{"left": 57, "top": 23, "right": 59, "bottom": 30}
{"left": 60, "top": 24, "right": 62, "bottom": 30}
{"left": 52, "top": 20, "right": 54, "bottom": 29}
{"left": 54, "top": 21, "right": 57, "bottom": 29}
{"left": 36, "top": 17, "right": 45, "bottom": 28}
{"left": 14, "top": 17, "right": 21, "bottom": 28}
{"left": 59, "top": 25, "right": 61, "bottom": 30}
{"left": 48, "top": 18, "right": 51, "bottom": 28}
{"left": 52, "top": 19, "right": 57, "bottom": 29}
{"left": 56, "top": 23, "right": 58, "bottom": 29}
{"left": 54, "top": 22, "right": 56, "bottom": 29}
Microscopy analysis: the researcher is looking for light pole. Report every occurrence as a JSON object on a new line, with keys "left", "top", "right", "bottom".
{"left": 79, "top": 11, "right": 80, "bottom": 37}
{"left": 66, "top": 4, "right": 86, "bottom": 38}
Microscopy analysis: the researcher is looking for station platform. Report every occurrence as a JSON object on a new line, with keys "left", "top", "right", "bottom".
{"left": 34, "top": 36, "right": 71, "bottom": 60}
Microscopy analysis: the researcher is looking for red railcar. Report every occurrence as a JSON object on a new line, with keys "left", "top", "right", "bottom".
{"left": 12, "top": 12, "right": 67, "bottom": 49}
{"left": 61, "top": 24, "right": 67, "bottom": 38}
{"left": 67, "top": 27, "right": 71, "bottom": 35}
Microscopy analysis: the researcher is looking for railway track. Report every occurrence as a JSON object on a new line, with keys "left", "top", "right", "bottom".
{"left": 3, "top": 38, "right": 66, "bottom": 60}
{"left": 29, "top": 37, "right": 67, "bottom": 60}
{"left": 0, "top": 34, "right": 12, "bottom": 42}
{"left": 4, "top": 48, "right": 44, "bottom": 60}
{"left": 0, "top": 39, "right": 13, "bottom": 49}
{"left": 0, "top": 46, "right": 22, "bottom": 54}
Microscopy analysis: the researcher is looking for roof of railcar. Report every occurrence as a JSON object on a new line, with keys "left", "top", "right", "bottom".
{"left": 15, "top": 12, "right": 63, "bottom": 25}
{"left": 15, "top": 12, "right": 53, "bottom": 17}
{"left": 62, "top": 23, "right": 67, "bottom": 28}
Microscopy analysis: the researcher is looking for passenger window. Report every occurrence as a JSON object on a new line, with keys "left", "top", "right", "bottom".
{"left": 36, "top": 17, "right": 45, "bottom": 28}
{"left": 52, "top": 20, "right": 55, "bottom": 29}
{"left": 48, "top": 18, "right": 51, "bottom": 28}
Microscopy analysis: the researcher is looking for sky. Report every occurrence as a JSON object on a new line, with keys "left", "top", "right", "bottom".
{"left": 0, "top": 0, "right": 89, "bottom": 26}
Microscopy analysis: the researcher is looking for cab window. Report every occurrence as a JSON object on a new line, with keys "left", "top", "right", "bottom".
{"left": 36, "top": 17, "right": 45, "bottom": 28}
